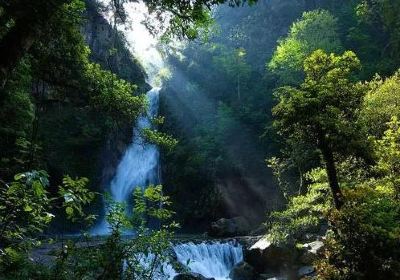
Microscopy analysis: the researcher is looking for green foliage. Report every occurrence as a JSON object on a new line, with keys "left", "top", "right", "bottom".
{"left": 356, "top": 0, "right": 400, "bottom": 61}
{"left": 84, "top": 62, "right": 146, "bottom": 123}
{"left": 0, "top": 59, "right": 34, "bottom": 178}
{"left": 273, "top": 50, "right": 362, "bottom": 155}
{"left": 267, "top": 157, "right": 292, "bottom": 200}
{"left": 138, "top": 0, "right": 256, "bottom": 40}
{"left": 0, "top": 170, "right": 95, "bottom": 275}
{"left": 125, "top": 185, "right": 178, "bottom": 279}
{"left": 316, "top": 183, "right": 400, "bottom": 279}
{"left": 373, "top": 117, "right": 400, "bottom": 197}
{"left": 213, "top": 47, "right": 251, "bottom": 100}
{"left": 272, "top": 49, "right": 366, "bottom": 208}
{"left": 160, "top": 18, "right": 278, "bottom": 224}
{"left": 268, "top": 10, "right": 343, "bottom": 85}
{"left": 359, "top": 71, "right": 400, "bottom": 137}
{"left": 87, "top": 185, "right": 178, "bottom": 280}
{"left": 142, "top": 128, "right": 178, "bottom": 152}
{"left": 1, "top": 178, "right": 175, "bottom": 279}
{"left": 0, "top": 170, "right": 52, "bottom": 250}
{"left": 271, "top": 114, "right": 400, "bottom": 278}
{"left": 59, "top": 176, "right": 96, "bottom": 223}
{"left": 267, "top": 168, "right": 331, "bottom": 246}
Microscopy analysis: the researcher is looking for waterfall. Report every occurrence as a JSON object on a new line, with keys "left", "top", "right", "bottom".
{"left": 91, "top": 1, "right": 164, "bottom": 235}
{"left": 91, "top": 87, "right": 161, "bottom": 235}
{"left": 110, "top": 87, "right": 160, "bottom": 203}
{"left": 129, "top": 241, "right": 243, "bottom": 280}
{"left": 171, "top": 241, "right": 243, "bottom": 280}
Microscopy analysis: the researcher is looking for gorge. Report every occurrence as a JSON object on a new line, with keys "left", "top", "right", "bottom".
{"left": 89, "top": 3, "right": 245, "bottom": 278}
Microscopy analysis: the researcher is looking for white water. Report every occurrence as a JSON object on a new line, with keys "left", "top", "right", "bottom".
{"left": 171, "top": 241, "right": 243, "bottom": 280}
{"left": 111, "top": 87, "right": 160, "bottom": 203}
{"left": 91, "top": 87, "right": 161, "bottom": 235}
{"left": 130, "top": 241, "right": 243, "bottom": 280}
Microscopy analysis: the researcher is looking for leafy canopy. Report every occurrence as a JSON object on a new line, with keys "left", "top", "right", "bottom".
{"left": 268, "top": 10, "right": 343, "bottom": 85}
{"left": 273, "top": 49, "right": 362, "bottom": 154}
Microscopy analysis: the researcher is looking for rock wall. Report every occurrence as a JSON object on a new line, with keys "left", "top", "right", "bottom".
{"left": 82, "top": 0, "right": 149, "bottom": 190}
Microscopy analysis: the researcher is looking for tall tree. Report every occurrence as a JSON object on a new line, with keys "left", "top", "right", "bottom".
{"left": 272, "top": 50, "right": 363, "bottom": 209}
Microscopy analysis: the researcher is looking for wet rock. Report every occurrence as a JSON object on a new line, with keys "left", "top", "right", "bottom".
{"left": 229, "top": 261, "right": 256, "bottom": 280}
{"left": 299, "top": 241, "right": 324, "bottom": 264}
{"left": 298, "top": 266, "right": 315, "bottom": 277}
{"left": 209, "top": 216, "right": 251, "bottom": 237}
{"left": 173, "top": 272, "right": 215, "bottom": 280}
{"left": 244, "top": 237, "right": 293, "bottom": 273}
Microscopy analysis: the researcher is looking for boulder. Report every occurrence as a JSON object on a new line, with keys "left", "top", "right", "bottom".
{"left": 299, "top": 241, "right": 324, "bottom": 265}
{"left": 209, "top": 216, "right": 251, "bottom": 237}
{"left": 244, "top": 237, "right": 294, "bottom": 273}
{"left": 229, "top": 261, "right": 256, "bottom": 280}
{"left": 298, "top": 266, "right": 315, "bottom": 278}
{"left": 173, "top": 273, "right": 215, "bottom": 280}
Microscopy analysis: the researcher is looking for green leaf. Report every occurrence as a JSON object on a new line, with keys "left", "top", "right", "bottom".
{"left": 66, "top": 206, "right": 74, "bottom": 216}
{"left": 14, "top": 173, "right": 25, "bottom": 181}
{"left": 24, "top": 205, "right": 33, "bottom": 212}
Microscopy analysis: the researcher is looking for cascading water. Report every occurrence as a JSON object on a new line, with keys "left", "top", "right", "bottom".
{"left": 92, "top": 87, "right": 161, "bottom": 235}
{"left": 171, "top": 241, "right": 243, "bottom": 280}
{"left": 133, "top": 241, "right": 243, "bottom": 280}
{"left": 110, "top": 87, "right": 160, "bottom": 203}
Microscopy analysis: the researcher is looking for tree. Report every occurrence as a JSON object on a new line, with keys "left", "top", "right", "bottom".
{"left": 213, "top": 47, "right": 251, "bottom": 102}
{"left": 272, "top": 50, "right": 363, "bottom": 209}
{"left": 356, "top": 0, "right": 400, "bottom": 61}
{"left": 359, "top": 71, "right": 400, "bottom": 137}
{"left": 268, "top": 10, "right": 343, "bottom": 85}
{"left": 374, "top": 117, "right": 400, "bottom": 198}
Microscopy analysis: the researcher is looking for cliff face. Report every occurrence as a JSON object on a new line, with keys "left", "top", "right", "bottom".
{"left": 81, "top": 2, "right": 149, "bottom": 192}
{"left": 37, "top": 1, "right": 149, "bottom": 232}
{"left": 82, "top": 1, "right": 149, "bottom": 93}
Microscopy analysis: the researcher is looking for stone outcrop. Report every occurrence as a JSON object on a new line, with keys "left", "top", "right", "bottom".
{"left": 299, "top": 240, "right": 324, "bottom": 265}
{"left": 241, "top": 236, "right": 324, "bottom": 279}
{"left": 298, "top": 266, "right": 315, "bottom": 278}
{"left": 244, "top": 237, "right": 294, "bottom": 273}
{"left": 230, "top": 261, "right": 256, "bottom": 280}
{"left": 209, "top": 216, "right": 252, "bottom": 237}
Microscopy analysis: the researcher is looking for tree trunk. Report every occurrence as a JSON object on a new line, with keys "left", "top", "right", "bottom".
{"left": 318, "top": 134, "right": 344, "bottom": 209}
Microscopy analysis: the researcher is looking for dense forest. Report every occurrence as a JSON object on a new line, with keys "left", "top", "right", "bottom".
{"left": 1, "top": 0, "right": 400, "bottom": 279}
